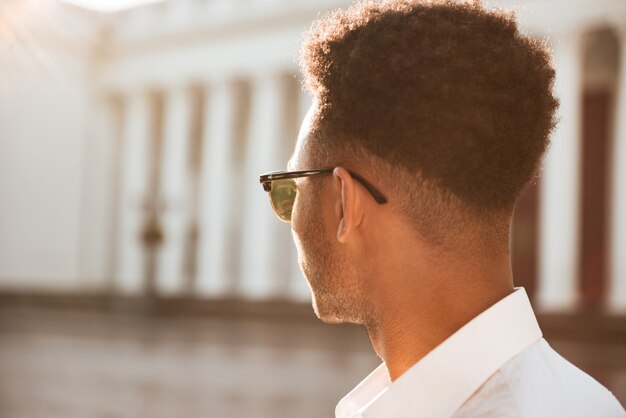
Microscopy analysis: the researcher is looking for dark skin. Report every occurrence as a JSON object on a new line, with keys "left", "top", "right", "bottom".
{"left": 288, "top": 103, "right": 515, "bottom": 382}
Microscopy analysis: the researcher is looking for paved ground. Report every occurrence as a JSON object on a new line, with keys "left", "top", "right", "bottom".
{"left": 0, "top": 300, "right": 379, "bottom": 418}
{"left": 0, "top": 296, "right": 624, "bottom": 418}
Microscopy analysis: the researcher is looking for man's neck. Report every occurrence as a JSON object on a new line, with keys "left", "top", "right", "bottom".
{"left": 364, "top": 257, "right": 514, "bottom": 382}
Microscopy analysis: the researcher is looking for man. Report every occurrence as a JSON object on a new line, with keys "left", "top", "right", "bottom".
{"left": 259, "top": 0, "right": 625, "bottom": 417}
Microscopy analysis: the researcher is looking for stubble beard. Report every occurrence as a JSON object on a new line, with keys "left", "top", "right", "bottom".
{"left": 296, "top": 223, "right": 369, "bottom": 325}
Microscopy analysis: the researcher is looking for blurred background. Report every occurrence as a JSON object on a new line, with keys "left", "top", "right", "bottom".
{"left": 0, "top": 0, "right": 625, "bottom": 416}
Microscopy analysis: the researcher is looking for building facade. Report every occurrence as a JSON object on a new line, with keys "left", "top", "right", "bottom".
{"left": 0, "top": 0, "right": 625, "bottom": 314}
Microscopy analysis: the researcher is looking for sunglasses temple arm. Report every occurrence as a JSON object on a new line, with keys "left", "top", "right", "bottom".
{"left": 348, "top": 171, "right": 388, "bottom": 204}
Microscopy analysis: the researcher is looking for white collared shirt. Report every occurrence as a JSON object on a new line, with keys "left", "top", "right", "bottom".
{"left": 336, "top": 288, "right": 625, "bottom": 418}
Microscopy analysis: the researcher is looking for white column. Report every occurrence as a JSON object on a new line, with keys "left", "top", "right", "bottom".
{"left": 288, "top": 87, "right": 314, "bottom": 301}
{"left": 240, "top": 75, "right": 293, "bottom": 299}
{"left": 78, "top": 95, "right": 121, "bottom": 291}
{"left": 115, "top": 91, "right": 150, "bottom": 295}
{"left": 196, "top": 81, "right": 239, "bottom": 297}
{"left": 609, "top": 27, "right": 626, "bottom": 313}
{"left": 537, "top": 31, "right": 583, "bottom": 311}
{"left": 156, "top": 86, "right": 193, "bottom": 295}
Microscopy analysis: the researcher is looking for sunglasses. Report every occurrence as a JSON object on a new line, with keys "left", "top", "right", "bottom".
{"left": 259, "top": 167, "right": 388, "bottom": 222}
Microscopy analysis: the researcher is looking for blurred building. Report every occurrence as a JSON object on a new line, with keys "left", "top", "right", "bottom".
{"left": 1, "top": 0, "right": 625, "bottom": 312}
{"left": 0, "top": 0, "right": 625, "bottom": 416}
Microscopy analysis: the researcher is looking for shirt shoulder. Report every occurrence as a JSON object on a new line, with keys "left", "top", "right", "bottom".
{"left": 455, "top": 338, "right": 625, "bottom": 418}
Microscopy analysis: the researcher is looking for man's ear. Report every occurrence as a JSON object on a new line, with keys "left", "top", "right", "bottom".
{"left": 333, "top": 167, "right": 363, "bottom": 243}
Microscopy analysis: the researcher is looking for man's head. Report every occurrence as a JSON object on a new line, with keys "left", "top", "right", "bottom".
{"left": 288, "top": 0, "right": 558, "bottom": 324}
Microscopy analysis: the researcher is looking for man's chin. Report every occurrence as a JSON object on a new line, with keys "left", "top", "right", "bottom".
{"left": 312, "top": 306, "right": 346, "bottom": 324}
{"left": 311, "top": 294, "right": 364, "bottom": 325}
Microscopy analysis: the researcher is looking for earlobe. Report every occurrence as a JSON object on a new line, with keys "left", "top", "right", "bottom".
{"left": 337, "top": 219, "right": 347, "bottom": 242}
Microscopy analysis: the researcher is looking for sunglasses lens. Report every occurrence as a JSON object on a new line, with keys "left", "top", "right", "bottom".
{"left": 269, "top": 179, "right": 297, "bottom": 222}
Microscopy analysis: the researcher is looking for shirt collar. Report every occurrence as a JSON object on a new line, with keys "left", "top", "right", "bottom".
{"left": 335, "top": 287, "right": 542, "bottom": 418}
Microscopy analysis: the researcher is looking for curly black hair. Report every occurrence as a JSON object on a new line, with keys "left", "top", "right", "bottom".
{"left": 299, "top": 0, "right": 558, "bottom": 214}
